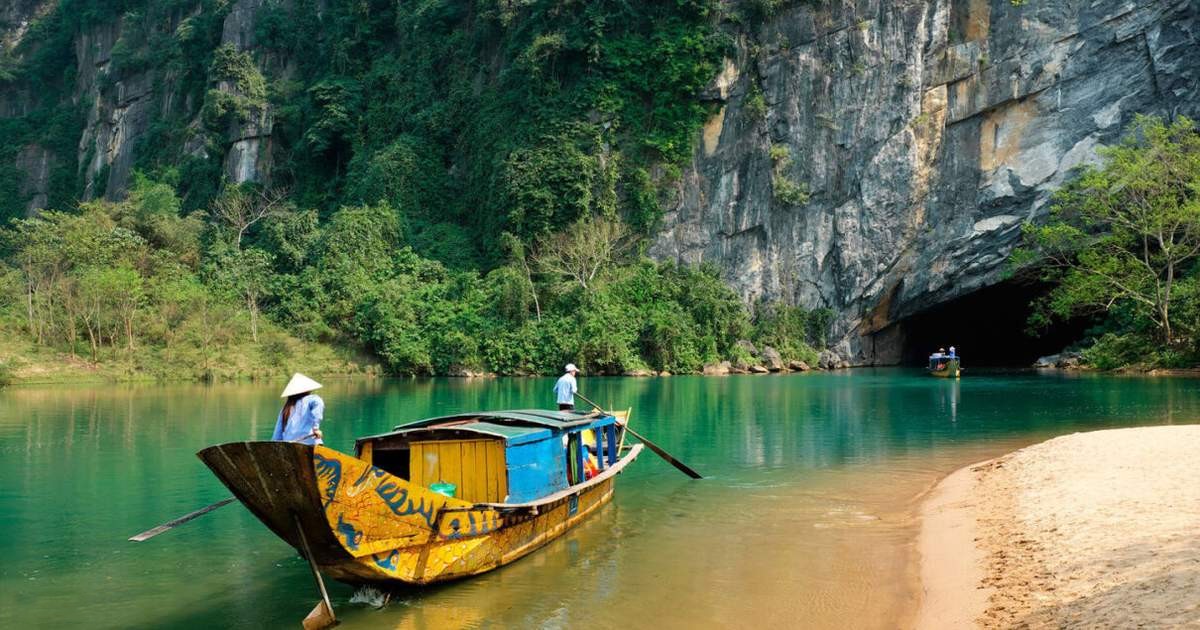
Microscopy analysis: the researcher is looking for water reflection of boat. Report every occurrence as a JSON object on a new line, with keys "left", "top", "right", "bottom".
{"left": 927, "top": 357, "right": 961, "bottom": 378}
{"left": 198, "top": 409, "right": 641, "bottom": 586}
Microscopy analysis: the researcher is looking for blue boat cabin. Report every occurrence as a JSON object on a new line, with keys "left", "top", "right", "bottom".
{"left": 353, "top": 410, "right": 622, "bottom": 504}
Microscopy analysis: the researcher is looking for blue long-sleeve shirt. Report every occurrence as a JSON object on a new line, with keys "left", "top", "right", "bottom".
{"left": 272, "top": 394, "right": 324, "bottom": 445}
{"left": 554, "top": 374, "right": 577, "bottom": 405}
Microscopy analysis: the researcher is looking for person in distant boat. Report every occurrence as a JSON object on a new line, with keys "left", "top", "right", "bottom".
{"left": 929, "top": 348, "right": 947, "bottom": 370}
{"left": 272, "top": 373, "right": 325, "bottom": 445}
{"left": 555, "top": 363, "right": 579, "bottom": 411}
{"left": 948, "top": 346, "right": 957, "bottom": 359}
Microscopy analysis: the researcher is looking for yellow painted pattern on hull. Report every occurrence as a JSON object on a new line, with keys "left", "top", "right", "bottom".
{"left": 313, "top": 445, "right": 622, "bottom": 585}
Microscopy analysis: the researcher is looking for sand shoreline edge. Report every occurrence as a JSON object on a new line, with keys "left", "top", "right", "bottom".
{"left": 914, "top": 458, "right": 994, "bottom": 629}
{"left": 914, "top": 425, "right": 1200, "bottom": 629}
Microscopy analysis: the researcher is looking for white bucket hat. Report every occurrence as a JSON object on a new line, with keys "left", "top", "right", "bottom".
{"left": 565, "top": 363, "right": 578, "bottom": 373}
{"left": 281, "top": 373, "right": 322, "bottom": 398}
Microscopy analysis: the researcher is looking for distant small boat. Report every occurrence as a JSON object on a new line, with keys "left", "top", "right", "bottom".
{"left": 198, "top": 409, "right": 641, "bottom": 585}
{"left": 927, "top": 357, "right": 961, "bottom": 378}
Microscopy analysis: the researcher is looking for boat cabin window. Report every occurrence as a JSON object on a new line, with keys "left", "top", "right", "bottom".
{"left": 369, "top": 445, "right": 410, "bottom": 480}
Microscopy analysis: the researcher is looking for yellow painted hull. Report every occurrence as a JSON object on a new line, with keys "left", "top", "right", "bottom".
{"left": 198, "top": 441, "right": 638, "bottom": 586}
{"left": 928, "top": 358, "right": 960, "bottom": 378}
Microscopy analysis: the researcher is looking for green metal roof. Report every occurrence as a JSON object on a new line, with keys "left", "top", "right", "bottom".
{"left": 355, "top": 410, "right": 613, "bottom": 447}
{"left": 442, "top": 422, "right": 550, "bottom": 445}
{"left": 391, "top": 409, "right": 603, "bottom": 432}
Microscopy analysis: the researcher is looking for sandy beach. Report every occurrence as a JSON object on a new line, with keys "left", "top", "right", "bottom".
{"left": 917, "top": 425, "right": 1200, "bottom": 628}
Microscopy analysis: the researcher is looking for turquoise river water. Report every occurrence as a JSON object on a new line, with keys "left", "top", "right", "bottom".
{"left": 2, "top": 370, "right": 1198, "bottom": 629}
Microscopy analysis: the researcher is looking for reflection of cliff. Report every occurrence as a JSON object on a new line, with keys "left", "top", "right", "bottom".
{"left": 652, "top": 0, "right": 1200, "bottom": 364}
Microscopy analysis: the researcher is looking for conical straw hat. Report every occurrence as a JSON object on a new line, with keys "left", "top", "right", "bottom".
{"left": 281, "top": 373, "right": 322, "bottom": 398}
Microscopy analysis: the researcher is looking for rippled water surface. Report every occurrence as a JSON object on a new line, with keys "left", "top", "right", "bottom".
{"left": 2, "top": 370, "right": 1198, "bottom": 629}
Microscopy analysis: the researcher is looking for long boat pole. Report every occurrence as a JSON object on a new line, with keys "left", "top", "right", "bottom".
{"left": 295, "top": 514, "right": 337, "bottom": 629}
{"left": 575, "top": 392, "right": 703, "bottom": 480}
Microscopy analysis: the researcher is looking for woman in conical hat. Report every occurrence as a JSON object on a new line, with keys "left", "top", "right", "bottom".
{"left": 271, "top": 373, "right": 325, "bottom": 445}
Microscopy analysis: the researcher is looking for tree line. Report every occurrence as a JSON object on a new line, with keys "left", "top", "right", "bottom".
{"left": 0, "top": 173, "right": 830, "bottom": 379}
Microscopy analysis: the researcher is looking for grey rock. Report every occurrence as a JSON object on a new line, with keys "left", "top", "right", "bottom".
{"left": 702, "top": 361, "right": 732, "bottom": 375}
{"left": 788, "top": 360, "right": 811, "bottom": 372}
{"left": 749, "top": 365, "right": 770, "bottom": 374}
{"left": 760, "top": 346, "right": 784, "bottom": 371}
{"left": 1035, "top": 350, "right": 1083, "bottom": 368}
{"left": 818, "top": 350, "right": 846, "bottom": 370}
{"left": 734, "top": 339, "right": 758, "bottom": 356}
{"left": 623, "top": 368, "right": 656, "bottom": 377}
{"left": 1033, "top": 354, "right": 1058, "bottom": 368}
{"left": 447, "top": 367, "right": 494, "bottom": 378}
{"left": 652, "top": 0, "right": 1200, "bottom": 366}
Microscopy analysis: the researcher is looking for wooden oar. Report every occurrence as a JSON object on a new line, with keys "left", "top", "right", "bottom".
{"left": 128, "top": 498, "right": 236, "bottom": 542}
{"left": 128, "top": 432, "right": 319, "bottom": 542}
{"left": 575, "top": 392, "right": 703, "bottom": 480}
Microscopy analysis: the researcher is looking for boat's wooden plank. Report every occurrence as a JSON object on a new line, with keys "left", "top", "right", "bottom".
{"left": 484, "top": 441, "right": 499, "bottom": 502}
{"left": 414, "top": 442, "right": 434, "bottom": 487}
{"left": 462, "top": 440, "right": 478, "bottom": 501}
{"left": 440, "top": 441, "right": 462, "bottom": 490}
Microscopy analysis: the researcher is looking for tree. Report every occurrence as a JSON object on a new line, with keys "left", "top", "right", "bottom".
{"left": 500, "top": 232, "right": 541, "bottom": 321}
{"left": 211, "top": 184, "right": 290, "bottom": 248}
{"left": 222, "top": 248, "right": 274, "bottom": 343}
{"left": 1015, "top": 115, "right": 1200, "bottom": 345}
{"left": 533, "top": 215, "right": 630, "bottom": 290}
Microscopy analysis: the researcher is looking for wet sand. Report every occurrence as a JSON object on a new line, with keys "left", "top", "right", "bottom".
{"left": 917, "top": 425, "right": 1200, "bottom": 628}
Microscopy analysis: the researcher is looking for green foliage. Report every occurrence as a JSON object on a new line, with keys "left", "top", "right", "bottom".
{"left": 744, "top": 84, "right": 768, "bottom": 120}
{"left": 1014, "top": 115, "right": 1200, "bottom": 368}
{"left": 751, "top": 302, "right": 826, "bottom": 365}
{"left": 1080, "top": 333, "right": 1145, "bottom": 370}
{"left": 770, "top": 144, "right": 811, "bottom": 206}
{"left": 503, "top": 125, "right": 617, "bottom": 241}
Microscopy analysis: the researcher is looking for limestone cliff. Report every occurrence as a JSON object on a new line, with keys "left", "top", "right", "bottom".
{"left": 3, "top": 0, "right": 276, "bottom": 210}
{"left": 4, "top": 0, "right": 1198, "bottom": 365}
{"left": 652, "top": 0, "right": 1200, "bottom": 364}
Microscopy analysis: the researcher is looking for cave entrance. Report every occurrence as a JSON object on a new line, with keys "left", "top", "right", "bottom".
{"left": 895, "top": 280, "right": 1094, "bottom": 367}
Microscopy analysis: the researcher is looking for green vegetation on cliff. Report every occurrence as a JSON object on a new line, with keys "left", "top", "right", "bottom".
{"left": 1015, "top": 115, "right": 1200, "bottom": 370}
{"left": 0, "top": 1, "right": 829, "bottom": 380}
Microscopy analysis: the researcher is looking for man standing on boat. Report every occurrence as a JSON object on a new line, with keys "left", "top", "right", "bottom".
{"left": 554, "top": 364, "right": 579, "bottom": 411}
{"left": 272, "top": 373, "right": 325, "bottom": 445}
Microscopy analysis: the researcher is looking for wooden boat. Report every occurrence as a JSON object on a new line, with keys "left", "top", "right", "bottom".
{"left": 928, "top": 357, "right": 961, "bottom": 378}
{"left": 197, "top": 409, "right": 642, "bottom": 585}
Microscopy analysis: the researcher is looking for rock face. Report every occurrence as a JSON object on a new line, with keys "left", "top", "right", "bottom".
{"left": 652, "top": 0, "right": 1200, "bottom": 365}
{"left": 6, "top": 0, "right": 280, "bottom": 203}
{"left": 5, "top": 1, "right": 1198, "bottom": 366}
{"left": 14, "top": 144, "right": 53, "bottom": 215}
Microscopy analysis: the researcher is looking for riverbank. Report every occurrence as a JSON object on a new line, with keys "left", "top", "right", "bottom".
{"left": 0, "top": 331, "right": 374, "bottom": 385}
{"left": 917, "top": 425, "right": 1200, "bottom": 628}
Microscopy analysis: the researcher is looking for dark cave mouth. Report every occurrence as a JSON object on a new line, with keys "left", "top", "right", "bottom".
{"left": 893, "top": 280, "right": 1094, "bottom": 368}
